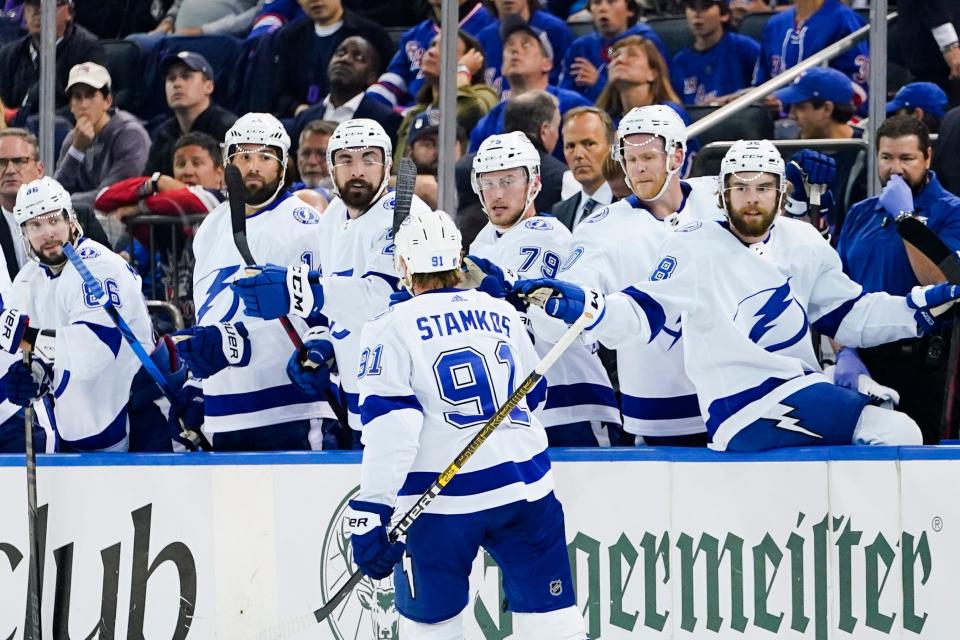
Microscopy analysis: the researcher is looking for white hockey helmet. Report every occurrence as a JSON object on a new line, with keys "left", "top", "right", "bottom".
{"left": 719, "top": 139, "right": 785, "bottom": 210}
{"left": 14, "top": 176, "right": 75, "bottom": 226}
{"left": 613, "top": 105, "right": 687, "bottom": 201}
{"left": 327, "top": 118, "right": 393, "bottom": 200}
{"left": 394, "top": 209, "right": 462, "bottom": 290}
{"left": 223, "top": 112, "right": 291, "bottom": 163}
{"left": 471, "top": 131, "right": 541, "bottom": 226}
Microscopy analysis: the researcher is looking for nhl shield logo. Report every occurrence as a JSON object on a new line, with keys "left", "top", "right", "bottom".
{"left": 549, "top": 579, "right": 563, "bottom": 596}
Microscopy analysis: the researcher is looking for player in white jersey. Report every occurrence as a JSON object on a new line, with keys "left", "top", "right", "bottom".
{"left": 173, "top": 113, "right": 330, "bottom": 451}
{"left": 0, "top": 177, "right": 154, "bottom": 451}
{"left": 465, "top": 131, "right": 621, "bottom": 446}
{"left": 347, "top": 208, "right": 586, "bottom": 640}
{"left": 232, "top": 119, "right": 432, "bottom": 445}
{"left": 515, "top": 140, "right": 951, "bottom": 452}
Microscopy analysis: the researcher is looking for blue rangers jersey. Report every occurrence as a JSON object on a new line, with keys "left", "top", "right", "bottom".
{"left": 477, "top": 10, "right": 573, "bottom": 95}
{"left": 753, "top": 0, "right": 868, "bottom": 91}
{"left": 469, "top": 215, "right": 620, "bottom": 429}
{"left": 7, "top": 238, "right": 151, "bottom": 450}
{"left": 557, "top": 178, "right": 723, "bottom": 438}
{"left": 367, "top": 2, "right": 494, "bottom": 108}
{"left": 355, "top": 288, "right": 551, "bottom": 515}
{"left": 671, "top": 31, "right": 760, "bottom": 105}
{"left": 191, "top": 192, "right": 328, "bottom": 434}
{"left": 591, "top": 217, "right": 922, "bottom": 451}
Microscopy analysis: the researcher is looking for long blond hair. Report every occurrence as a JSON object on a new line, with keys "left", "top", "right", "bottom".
{"left": 596, "top": 35, "right": 680, "bottom": 121}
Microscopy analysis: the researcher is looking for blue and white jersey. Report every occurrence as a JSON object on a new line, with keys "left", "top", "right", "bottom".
{"left": 0, "top": 249, "right": 18, "bottom": 429}
{"left": 591, "top": 217, "right": 921, "bottom": 451}
{"left": 558, "top": 178, "right": 723, "bottom": 437}
{"left": 753, "top": 0, "right": 868, "bottom": 91}
{"left": 316, "top": 191, "right": 433, "bottom": 428}
{"left": 191, "top": 192, "right": 328, "bottom": 434}
{"left": 469, "top": 215, "right": 620, "bottom": 429}
{"left": 477, "top": 10, "right": 573, "bottom": 95}
{"left": 367, "top": 4, "right": 494, "bottom": 108}
{"left": 671, "top": 32, "right": 760, "bottom": 105}
{"left": 355, "top": 288, "right": 551, "bottom": 515}
{"left": 7, "top": 238, "right": 151, "bottom": 450}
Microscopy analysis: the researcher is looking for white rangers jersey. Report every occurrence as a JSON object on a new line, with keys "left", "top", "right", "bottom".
{"left": 316, "top": 191, "right": 432, "bottom": 428}
{"left": 6, "top": 238, "right": 151, "bottom": 449}
{"left": 559, "top": 178, "right": 723, "bottom": 437}
{"left": 592, "top": 217, "right": 920, "bottom": 451}
{"left": 192, "top": 192, "right": 328, "bottom": 433}
{"left": 355, "top": 288, "right": 552, "bottom": 515}
{"left": 469, "top": 216, "right": 620, "bottom": 428}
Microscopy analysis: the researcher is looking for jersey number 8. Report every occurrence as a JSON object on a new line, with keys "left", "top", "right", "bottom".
{"left": 433, "top": 342, "right": 530, "bottom": 429}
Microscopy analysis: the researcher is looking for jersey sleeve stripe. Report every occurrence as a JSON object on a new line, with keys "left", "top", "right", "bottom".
{"left": 528, "top": 377, "right": 547, "bottom": 412}
{"left": 205, "top": 383, "right": 324, "bottom": 417}
{"left": 811, "top": 291, "right": 867, "bottom": 338}
{"left": 621, "top": 392, "right": 701, "bottom": 420}
{"left": 397, "top": 448, "right": 551, "bottom": 498}
{"left": 543, "top": 382, "right": 617, "bottom": 411}
{"left": 75, "top": 321, "right": 122, "bottom": 357}
{"left": 360, "top": 394, "right": 424, "bottom": 423}
{"left": 621, "top": 286, "right": 667, "bottom": 340}
{"left": 53, "top": 369, "right": 71, "bottom": 399}
{"left": 360, "top": 270, "right": 401, "bottom": 291}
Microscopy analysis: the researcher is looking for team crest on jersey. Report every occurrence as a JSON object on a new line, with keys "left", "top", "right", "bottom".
{"left": 676, "top": 221, "right": 701, "bottom": 233}
{"left": 584, "top": 207, "right": 610, "bottom": 224}
{"left": 292, "top": 207, "right": 320, "bottom": 224}
{"left": 732, "top": 279, "right": 809, "bottom": 353}
{"left": 524, "top": 218, "right": 551, "bottom": 230}
{"left": 384, "top": 196, "right": 396, "bottom": 210}
{"left": 78, "top": 245, "right": 100, "bottom": 259}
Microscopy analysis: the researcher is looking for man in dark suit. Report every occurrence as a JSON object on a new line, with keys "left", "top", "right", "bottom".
{"left": 292, "top": 36, "right": 402, "bottom": 150}
{"left": 551, "top": 106, "right": 615, "bottom": 231}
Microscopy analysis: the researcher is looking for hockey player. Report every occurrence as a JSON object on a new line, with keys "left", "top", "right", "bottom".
{"left": 0, "top": 177, "right": 154, "bottom": 452}
{"left": 514, "top": 140, "right": 951, "bottom": 452}
{"left": 465, "top": 131, "right": 622, "bottom": 446}
{"left": 231, "top": 118, "right": 433, "bottom": 440}
{"left": 173, "top": 113, "right": 330, "bottom": 451}
{"left": 347, "top": 208, "right": 587, "bottom": 640}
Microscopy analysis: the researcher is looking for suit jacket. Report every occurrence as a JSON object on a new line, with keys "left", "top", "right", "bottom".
{"left": 291, "top": 94, "right": 402, "bottom": 151}
{"left": 550, "top": 193, "right": 580, "bottom": 232}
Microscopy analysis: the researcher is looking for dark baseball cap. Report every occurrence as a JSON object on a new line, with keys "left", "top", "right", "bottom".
{"left": 773, "top": 67, "right": 855, "bottom": 106}
{"left": 408, "top": 110, "right": 441, "bottom": 145}
{"left": 887, "top": 82, "right": 949, "bottom": 119}
{"left": 500, "top": 13, "right": 554, "bottom": 60}
{"left": 160, "top": 51, "right": 214, "bottom": 80}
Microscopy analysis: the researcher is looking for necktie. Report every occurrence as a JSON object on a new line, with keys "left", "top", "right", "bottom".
{"left": 579, "top": 197, "right": 598, "bottom": 225}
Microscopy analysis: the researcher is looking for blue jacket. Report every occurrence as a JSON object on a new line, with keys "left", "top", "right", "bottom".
{"left": 477, "top": 10, "right": 573, "bottom": 95}
{"left": 671, "top": 32, "right": 760, "bottom": 105}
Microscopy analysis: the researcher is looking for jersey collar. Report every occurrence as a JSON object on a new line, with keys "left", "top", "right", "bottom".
{"left": 626, "top": 180, "right": 693, "bottom": 221}
{"left": 246, "top": 190, "right": 293, "bottom": 220}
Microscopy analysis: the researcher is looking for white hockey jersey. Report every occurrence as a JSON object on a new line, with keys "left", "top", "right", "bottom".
{"left": 315, "top": 191, "right": 432, "bottom": 428}
{"left": 469, "top": 216, "right": 620, "bottom": 428}
{"left": 355, "top": 288, "right": 552, "bottom": 515}
{"left": 0, "top": 251, "right": 20, "bottom": 429}
{"left": 6, "top": 238, "right": 151, "bottom": 450}
{"left": 592, "top": 217, "right": 921, "bottom": 451}
{"left": 192, "top": 192, "right": 328, "bottom": 433}
{"left": 559, "top": 178, "right": 723, "bottom": 437}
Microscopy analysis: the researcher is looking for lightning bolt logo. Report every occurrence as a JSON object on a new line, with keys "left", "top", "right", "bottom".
{"left": 767, "top": 403, "right": 822, "bottom": 439}
{"left": 749, "top": 280, "right": 794, "bottom": 343}
{"left": 197, "top": 265, "right": 241, "bottom": 323}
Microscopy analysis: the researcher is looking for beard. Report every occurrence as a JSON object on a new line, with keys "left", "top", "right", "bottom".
{"left": 244, "top": 175, "right": 282, "bottom": 205}
{"left": 728, "top": 203, "right": 777, "bottom": 239}
{"left": 338, "top": 177, "right": 378, "bottom": 209}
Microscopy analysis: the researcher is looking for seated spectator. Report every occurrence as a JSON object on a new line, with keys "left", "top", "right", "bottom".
{"left": 293, "top": 119, "right": 336, "bottom": 193}
{"left": 0, "top": 0, "right": 105, "bottom": 125}
{"left": 551, "top": 106, "right": 614, "bottom": 230}
{"left": 670, "top": 0, "right": 760, "bottom": 106}
{"left": 597, "top": 35, "right": 686, "bottom": 125}
{"left": 558, "top": 0, "right": 668, "bottom": 104}
{"left": 291, "top": 35, "right": 399, "bottom": 144}
{"left": 773, "top": 67, "right": 863, "bottom": 140}
{"left": 477, "top": 0, "right": 572, "bottom": 95}
{"left": 145, "top": 51, "right": 238, "bottom": 176}
{"left": 54, "top": 63, "right": 151, "bottom": 212}
{"left": 469, "top": 14, "right": 590, "bottom": 160}
{"left": 151, "top": 0, "right": 259, "bottom": 37}
{"left": 368, "top": 0, "right": 494, "bottom": 108}
{"left": 273, "top": 0, "right": 394, "bottom": 117}
{"left": 398, "top": 109, "right": 468, "bottom": 209}
{"left": 754, "top": 0, "right": 868, "bottom": 94}
{"left": 836, "top": 115, "right": 960, "bottom": 443}
{"left": 887, "top": 82, "right": 950, "bottom": 134}
{"left": 392, "top": 30, "right": 496, "bottom": 165}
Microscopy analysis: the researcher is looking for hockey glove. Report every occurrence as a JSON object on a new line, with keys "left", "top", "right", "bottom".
{"left": 907, "top": 283, "right": 960, "bottom": 334}
{"left": 232, "top": 264, "right": 324, "bottom": 320}
{"left": 513, "top": 278, "right": 605, "bottom": 328}
{"left": 286, "top": 327, "right": 335, "bottom": 398}
{"left": 173, "top": 322, "right": 251, "bottom": 379}
{"left": 0, "top": 308, "right": 28, "bottom": 354}
{"left": 2, "top": 357, "right": 53, "bottom": 406}
{"left": 462, "top": 256, "right": 526, "bottom": 311}
{"left": 167, "top": 380, "right": 206, "bottom": 448}
{"left": 878, "top": 174, "right": 915, "bottom": 222}
{"left": 389, "top": 288, "right": 413, "bottom": 305}
{"left": 786, "top": 150, "right": 837, "bottom": 197}
{"left": 834, "top": 348, "right": 870, "bottom": 390}
{"left": 346, "top": 500, "right": 406, "bottom": 580}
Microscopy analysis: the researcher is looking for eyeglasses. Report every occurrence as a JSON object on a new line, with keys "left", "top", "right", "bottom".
{"left": 478, "top": 175, "right": 527, "bottom": 191}
{"left": 0, "top": 156, "right": 34, "bottom": 172}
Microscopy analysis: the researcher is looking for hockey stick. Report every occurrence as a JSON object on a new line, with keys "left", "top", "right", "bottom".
{"left": 252, "top": 294, "right": 603, "bottom": 639}
{"left": 224, "top": 164, "right": 350, "bottom": 428}
{"left": 392, "top": 157, "right": 417, "bottom": 236}
{"left": 61, "top": 243, "right": 212, "bottom": 451}
{"left": 22, "top": 346, "right": 42, "bottom": 640}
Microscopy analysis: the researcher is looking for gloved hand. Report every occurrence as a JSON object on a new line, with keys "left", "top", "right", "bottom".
{"left": 834, "top": 348, "right": 869, "bottom": 389}
{"left": 907, "top": 283, "right": 960, "bottom": 334}
{"left": 173, "top": 322, "right": 251, "bottom": 379}
{"left": 167, "top": 380, "right": 206, "bottom": 449}
{"left": 0, "top": 308, "right": 28, "bottom": 354}
{"left": 878, "top": 174, "right": 915, "bottom": 222}
{"left": 286, "top": 327, "right": 335, "bottom": 398}
{"left": 786, "top": 150, "right": 837, "bottom": 200}
{"left": 462, "top": 256, "right": 526, "bottom": 311}
{"left": 2, "top": 358, "right": 53, "bottom": 406}
{"left": 513, "top": 278, "right": 605, "bottom": 327}
{"left": 389, "top": 288, "right": 413, "bottom": 306}
{"left": 346, "top": 500, "right": 406, "bottom": 580}
{"left": 232, "top": 264, "right": 324, "bottom": 320}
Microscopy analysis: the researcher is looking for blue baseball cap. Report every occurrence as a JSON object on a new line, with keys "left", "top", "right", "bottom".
{"left": 408, "top": 109, "right": 440, "bottom": 145}
{"left": 773, "top": 68, "right": 855, "bottom": 106}
{"left": 160, "top": 51, "right": 214, "bottom": 80}
{"left": 887, "top": 82, "right": 948, "bottom": 119}
{"left": 500, "top": 13, "right": 554, "bottom": 60}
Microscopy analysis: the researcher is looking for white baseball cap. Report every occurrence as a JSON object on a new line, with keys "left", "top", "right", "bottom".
{"left": 66, "top": 62, "right": 111, "bottom": 92}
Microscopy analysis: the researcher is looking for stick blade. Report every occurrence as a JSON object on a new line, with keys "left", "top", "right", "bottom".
{"left": 225, "top": 164, "right": 255, "bottom": 266}
{"left": 392, "top": 157, "right": 417, "bottom": 236}
{"left": 897, "top": 216, "right": 960, "bottom": 284}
